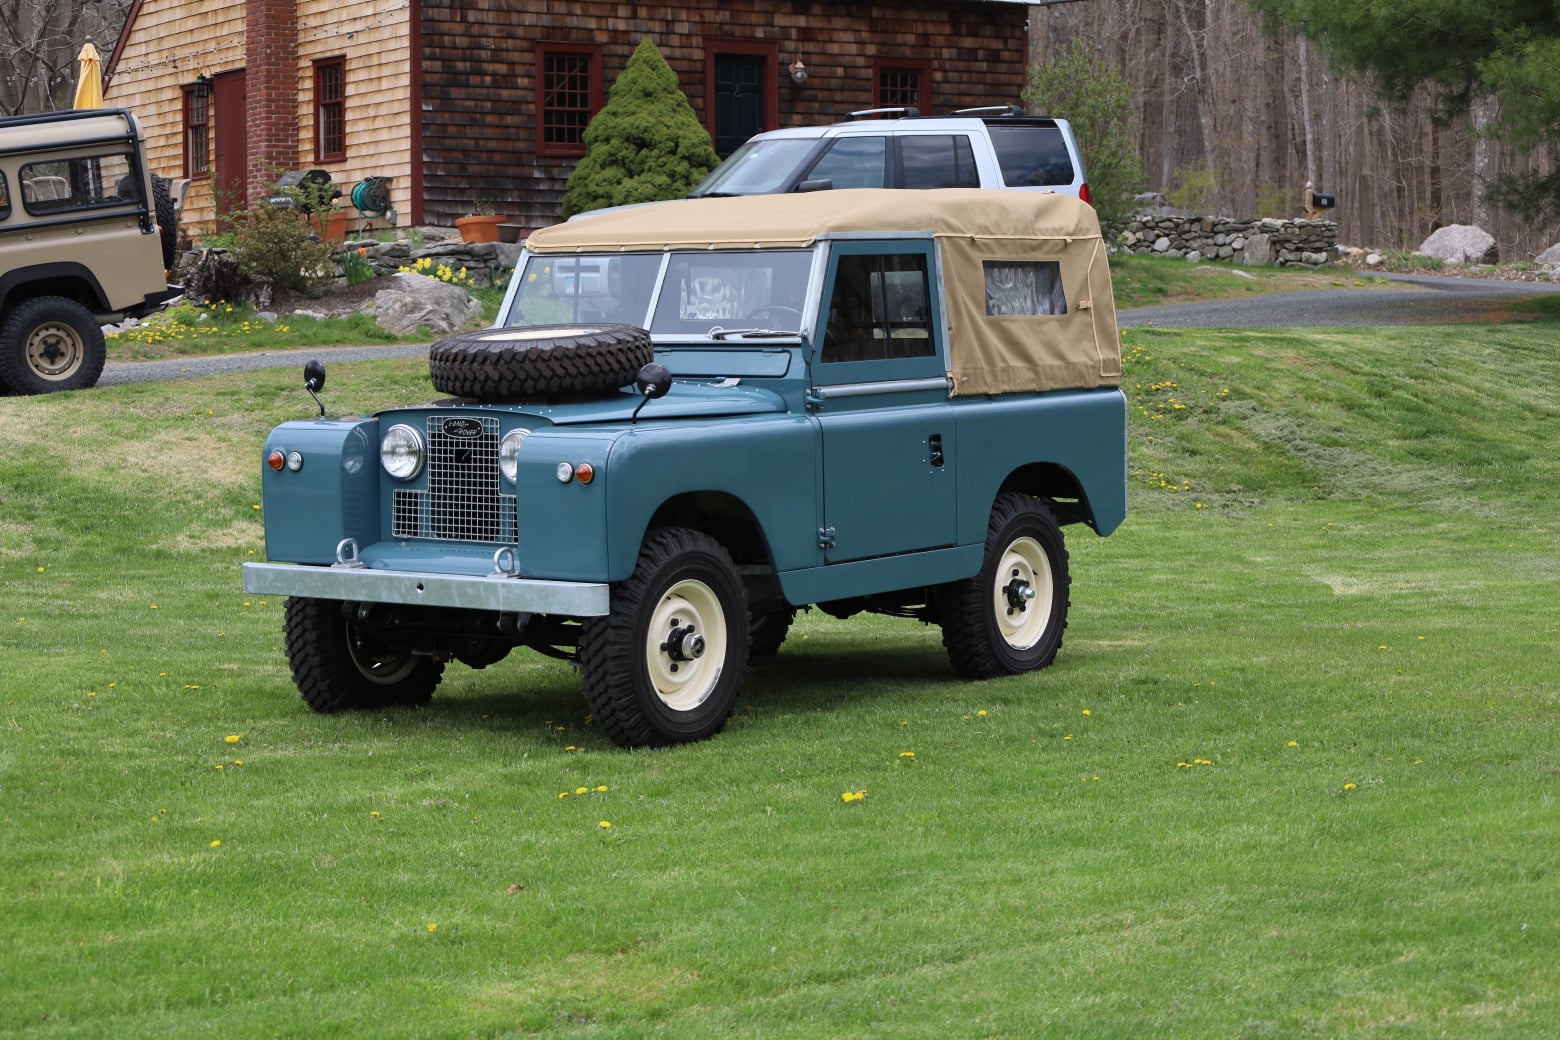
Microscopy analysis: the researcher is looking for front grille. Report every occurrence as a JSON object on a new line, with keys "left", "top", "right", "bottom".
{"left": 390, "top": 416, "right": 516, "bottom": 543}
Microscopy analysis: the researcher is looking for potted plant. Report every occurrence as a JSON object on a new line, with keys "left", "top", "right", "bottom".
{"left": 455, "top": 198, "right": 505, "bottom": 243}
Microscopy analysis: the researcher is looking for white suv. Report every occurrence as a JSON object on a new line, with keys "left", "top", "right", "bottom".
{"left": 691, "top": 105, "right": 1090, "bottom": 204}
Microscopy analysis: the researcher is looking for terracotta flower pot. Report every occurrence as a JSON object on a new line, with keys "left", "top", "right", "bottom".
{"left": 456, "top": 214, "right": 506, "bottom": 243}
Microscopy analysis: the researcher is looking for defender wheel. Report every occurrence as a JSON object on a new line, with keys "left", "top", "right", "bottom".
{"left": 428, "top": 324, "right": 652, "bottom": 401}
{"left": 0, "top": 296, "right": 106, "bottom": 394}
{"left": 579, "top": 528, "right": 749, "bottom": 747}
{"left": 940, "top": 493, "right": 1070, "bottom": 679}
{"left": 283, "top": 597, "right": 444, "bottom": 712}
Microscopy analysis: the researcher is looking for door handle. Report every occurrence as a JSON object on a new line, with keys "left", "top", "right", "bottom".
{"left": 928, "top": 433, "right": 944, "bottom": 468}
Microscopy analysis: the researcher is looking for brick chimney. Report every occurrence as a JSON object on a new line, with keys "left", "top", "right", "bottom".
{"left": 245, "top": 0, "right": 299, "bottom": 202}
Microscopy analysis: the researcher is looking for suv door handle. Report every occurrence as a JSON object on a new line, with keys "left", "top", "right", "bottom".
{"left": 928, "top": 433, "right": 944, "bottom": 468}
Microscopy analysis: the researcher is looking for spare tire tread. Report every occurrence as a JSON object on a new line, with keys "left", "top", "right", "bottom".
{"left": 429, "top": 324, "right": 653, "bottom": 400}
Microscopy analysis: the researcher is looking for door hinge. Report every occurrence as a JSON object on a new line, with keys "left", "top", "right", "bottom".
{"left": 817, "top": 526, "right": 837, "bottom": 549}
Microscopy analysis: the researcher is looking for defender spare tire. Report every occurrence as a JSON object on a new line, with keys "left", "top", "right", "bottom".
{"left": 429, "top": 324, "right": 653, "bottom": 400}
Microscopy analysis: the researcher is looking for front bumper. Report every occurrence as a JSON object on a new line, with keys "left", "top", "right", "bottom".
{"left": 241, "top": 562, "right": 610, "bottom": 616}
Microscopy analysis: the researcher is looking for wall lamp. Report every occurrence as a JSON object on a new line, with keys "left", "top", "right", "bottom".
{"left": 789, "top": 59, "right": 808, "bottom": 85}
{"left": 192, "top": 72, "right": 213, "bottom": 100}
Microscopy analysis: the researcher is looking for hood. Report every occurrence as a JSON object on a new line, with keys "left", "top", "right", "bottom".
{"left": 406, "top": 380, "right": 788, "bottom": 427}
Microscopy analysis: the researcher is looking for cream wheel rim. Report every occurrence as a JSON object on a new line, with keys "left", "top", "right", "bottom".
{"left": 644, "top": 578, "right": 727, "bottom": 711}
{"left": 993, "top": 536, "right": 1054, "bottom": 650}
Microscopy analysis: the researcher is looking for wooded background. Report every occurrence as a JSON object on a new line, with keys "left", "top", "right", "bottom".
{"left": 8, "top": 0, "right": 1555, "bottom": 258}
{"left": 1031, "top": 0, "right": 1559, "bottom": 259}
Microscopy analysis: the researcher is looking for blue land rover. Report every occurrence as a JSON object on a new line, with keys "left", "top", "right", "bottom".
{"left": 243, "top": 189, "right": 1127, "bottom": 746}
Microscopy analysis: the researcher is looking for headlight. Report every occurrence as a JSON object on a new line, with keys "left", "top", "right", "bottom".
{"left": 380, "top": 423, "right": 425, "bottom": 480}
{"left": 499, "top": 428, "right": 529, "bottom": 483}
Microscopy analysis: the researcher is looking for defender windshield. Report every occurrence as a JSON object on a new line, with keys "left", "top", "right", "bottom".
{"left": 690, "top": 138, "right": 821, "bottom": 196}
{"left": 505, "top": 250, "right": 813, "bottom": 337}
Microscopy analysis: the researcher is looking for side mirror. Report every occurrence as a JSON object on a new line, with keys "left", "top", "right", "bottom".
{"left": 795, "top": 178, "right": 834, "bottom": 193}
{"left": 631, "top": 362, "right": 671, "bottom": 423}
{"left": 635, "top": 362, "right": 671, "bottom": 401}
{"left": 303, "top": 359, "right": 326, "bottom": 416}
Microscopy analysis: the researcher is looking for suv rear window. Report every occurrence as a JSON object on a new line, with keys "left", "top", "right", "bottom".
{"left": 901, "top": 135, "right": 978, "bottom": 189}
{"left": 987, "top": 125, "right": 1075, "bottom": 188}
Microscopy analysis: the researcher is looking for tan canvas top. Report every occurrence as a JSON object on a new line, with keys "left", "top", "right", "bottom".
{"left": 525, "top": 189, "right": 1122, "bottom": 395}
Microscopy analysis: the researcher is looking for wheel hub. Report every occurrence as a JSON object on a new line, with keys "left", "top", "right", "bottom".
{"left": 661, "top": 619, "right": 706, "bottom": 665}
{"left": 27, "top": 322, "right": 82, "bottom": 378}
{"left": 1003, "top": 573, "right": 1036, "bottom": 615}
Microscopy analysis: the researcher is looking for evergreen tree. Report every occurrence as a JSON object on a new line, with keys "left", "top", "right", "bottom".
{"left": 1246, "top": 0, "right": 1560, "bottom": 222}
{"left": 1023, "top": 39, "right": 1146, "bottom": 236}
{"left": 560, "top": 39, "right": 721, "bottom": 218}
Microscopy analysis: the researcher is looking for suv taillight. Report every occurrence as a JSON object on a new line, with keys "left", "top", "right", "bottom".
{"left": 1079, "top": 182, "right": 1091, "bottom": 205}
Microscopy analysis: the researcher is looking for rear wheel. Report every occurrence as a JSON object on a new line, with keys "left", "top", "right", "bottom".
{"left": 0, "top": 296, "right": 106, "bottom": 394}
{"left": 579, "top": 529, "right": 749, "bottom": 747}
{"left": 283, "top": 597, "right": 444, "bottom": 712}
{"left": 940, "top": 494, "right": 1070, "bottom": 679}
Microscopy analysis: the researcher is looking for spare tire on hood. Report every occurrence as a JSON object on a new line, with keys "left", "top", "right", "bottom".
{"left": 428, "top": 324, "right": 653, "bottom": 400}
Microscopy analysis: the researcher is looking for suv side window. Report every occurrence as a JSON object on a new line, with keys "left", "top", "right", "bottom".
{"left": 901, "top": 135, "right": 978, "bottom": 189}
{"left": 0, "top": 172, "right": 9, "bottom": 219}
{"left": 820, "top": 252, "right": 934, "bottom": 365}
{"left": 804, "top": 137, "right": 887, "bottom": 189}
{"left": 20, "top": 152, "right": 137, "bottom": 214}
{"left": 987, "top": 125, "right": 1075, "bottom": 188}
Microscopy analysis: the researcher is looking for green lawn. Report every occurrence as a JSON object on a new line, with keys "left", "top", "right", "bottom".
{"left": 1, "top": 317, "right": 1556, "bottom": 1038}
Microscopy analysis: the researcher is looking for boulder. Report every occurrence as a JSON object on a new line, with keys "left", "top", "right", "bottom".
{"left": 1418, "top": 224, "right": 1499, "bottom": 265}
{"left": 1536, "top": 242, "right": 1560, "bottom": 268}
{"left": 361, "top": 272, "right": 483, "bottom": 336}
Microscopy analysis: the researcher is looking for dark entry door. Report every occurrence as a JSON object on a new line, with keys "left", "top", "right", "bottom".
{"left": 712, "top": 54, "right": 765, "bottom": 157}
{"left": 212, "top": 69, "right": 248, "bottom": 216}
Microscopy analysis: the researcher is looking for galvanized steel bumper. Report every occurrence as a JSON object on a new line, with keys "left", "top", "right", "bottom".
{"left": 241, "top": 562, "right": 611, "bottom": 616}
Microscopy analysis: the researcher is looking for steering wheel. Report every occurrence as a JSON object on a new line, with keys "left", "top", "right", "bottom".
{"left": 743, "top": 305, "right": 803, "bottom": 326}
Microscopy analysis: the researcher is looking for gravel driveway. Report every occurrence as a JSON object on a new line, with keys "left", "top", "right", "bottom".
{"left": 97, "top": 272, "right": 1560, "bottom": 387}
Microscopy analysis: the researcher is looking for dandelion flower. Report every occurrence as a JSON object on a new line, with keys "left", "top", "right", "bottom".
{"left": 595, "top": 785, "right": 609, "bottom": 792}
{"left": 576, "top": 787, "right": 588, "bottom": 795}
{"left": 225, "top": 734, "right": 242, "bottom": 744}
{"left": 598, "top": 820, "right": 612, "bottom": 830}
{"left": 1343, "top": 782, "right": 1357, "bottom": 791}
{"left": 1081, "top": 709, "right": 1091, "bottom": 716}
{"left": 426, "top": 923, "right": 437, "bottom": 932}
{"left": 1287, "top": 741, "right": 1298, "bottom": 747}
{"left": 898, "top": 751, "right": 915, "bottom": 760}
{"left": 210, "top": 840, "right": 221, "bottom": 848}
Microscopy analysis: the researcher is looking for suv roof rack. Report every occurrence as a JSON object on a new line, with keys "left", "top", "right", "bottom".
{"left": 952, "top": 104, "right": 1025, "bottom": 118}
{"left": 845, "top": 106, "right": 920, "bottom": 121}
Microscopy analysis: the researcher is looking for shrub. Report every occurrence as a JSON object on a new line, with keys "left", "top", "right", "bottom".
{"left": 1166, "top": 163, "right": 1217, "bottom": 213}
{"left": 1023, "top": 39, "right": 1146, "bottom": 236}
{"left": 560, "top": 39, "right": 721, "bottom": 218}
{"left": 225, "top": 180, "right": 336, "bottom": 301}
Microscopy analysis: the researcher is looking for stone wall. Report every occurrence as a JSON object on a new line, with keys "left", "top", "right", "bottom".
{"left": 341, "top": 236, "right": 524, "bottom": 289}
{"left": 1120, "top": 214, "right": 1339, "bottom": 267}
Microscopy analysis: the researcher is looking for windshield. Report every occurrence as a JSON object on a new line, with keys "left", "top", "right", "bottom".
{"left": 690, "top": 138, "right": 822, "bottom": 195}
{"left": 503, "top": 250, "right": 814, "bottom": 337}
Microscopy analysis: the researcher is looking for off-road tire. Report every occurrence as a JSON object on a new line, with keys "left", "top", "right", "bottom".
{"left": 939, "top": 493, "right": 1070, "bottom": 679}
{"left": 579, "top": 528, "right": 749, "bottom": 747}
{"left": 0, "top": 296, "right": 106, "bottom": 394}
{"left": 749, "top": 607, "right": 796, "bottom": 658}
{"left": 151, "top": 174, "right": 177, "bottom": 270}
{"left": 428, "top": 324, "right": 652, "bottom": 401}
{"left": 283, "top": 597, "right": 443, "bottom": 712}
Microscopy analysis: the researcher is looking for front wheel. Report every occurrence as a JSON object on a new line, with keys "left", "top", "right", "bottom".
{"left": 0, "top": 296, "right": 106, "bottom": 394}
{"left": 579, "top": 529, "right": 749, "bottom": 747}
{"left": 283, "top": 597, "right": 444, "bottom": 712}
{"left": 940, "top": 493, "right": 1070, "bottom": 679}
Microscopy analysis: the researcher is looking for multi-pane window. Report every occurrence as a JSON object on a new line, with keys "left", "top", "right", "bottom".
{"left": 315, "top": 58, "right": 346, "bottom": 162}
{"left": 539, "top": 46, "right": 600, "bottom": 156}
{"left": 875, "top": 63, "right": 928, "bottom": 111}
{"left": 183, "top": 86, "right": 209, "bottom": 177}
{"left": 821, "top": 253, "right": 934, "bottom": 364}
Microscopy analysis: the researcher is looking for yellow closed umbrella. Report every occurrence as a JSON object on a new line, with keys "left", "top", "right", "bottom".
{"left": 73, "top": 42, "right": 104, "bottom": 109}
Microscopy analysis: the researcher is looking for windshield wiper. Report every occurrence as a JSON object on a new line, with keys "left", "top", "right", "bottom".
{"left": 708, "top": 327, "right": 797, "bottom": 340}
